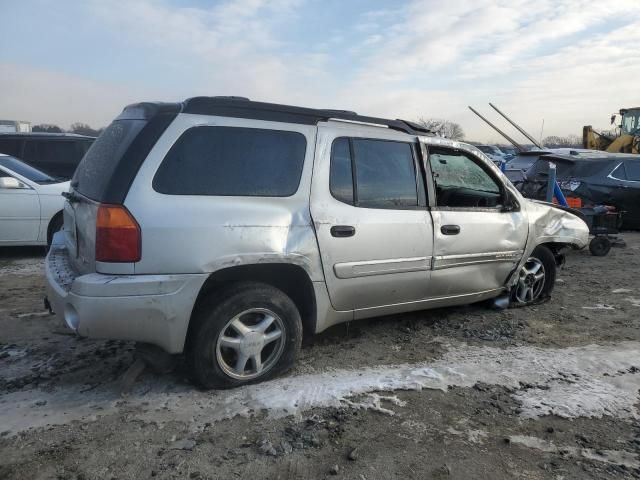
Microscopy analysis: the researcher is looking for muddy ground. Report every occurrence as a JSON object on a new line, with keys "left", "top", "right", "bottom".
{"left": 1, "top": 235, "right": 640, "bottom": 479}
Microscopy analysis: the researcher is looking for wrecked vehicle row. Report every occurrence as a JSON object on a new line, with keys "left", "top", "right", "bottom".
{"left": 45, "top": 97, "right": 588, "bottom": 388}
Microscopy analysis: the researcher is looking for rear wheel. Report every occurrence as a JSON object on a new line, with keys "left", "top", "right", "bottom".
{"left": 511, "top": 245, "right": 556, "bottom": 306}
{"left": 186, "top": 282, "right": 302, "bottom": 389}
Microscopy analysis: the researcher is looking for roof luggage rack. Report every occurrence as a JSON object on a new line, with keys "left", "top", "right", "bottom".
{"left": 119, "top": 96, "right": 434, "bottom": 136}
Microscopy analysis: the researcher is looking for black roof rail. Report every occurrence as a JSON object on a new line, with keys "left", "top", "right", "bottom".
{"left": 323, "top": 109, "right": 359, "bottom": 116}
{"left": 396, "top": 119, "right": 433, "bottom": 134}
{"left": 119, "top": 97, "right": 433, "bottom": 136}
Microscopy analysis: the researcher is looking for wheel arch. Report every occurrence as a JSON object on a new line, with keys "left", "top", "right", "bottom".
{"left": 46, "top": 210, "right": 64, "bottom": 245}
{"left": 185, "top": 263, "right": 317, "bottom": 348}
{"left": 535, "top": 241, "right": 576, "bottom": 266}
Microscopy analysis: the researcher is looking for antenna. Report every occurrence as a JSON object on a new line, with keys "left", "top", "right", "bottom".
{"left": 489, "top": 103, "right": 543, "bottom": 149}
{"left": 539, "top": 118, "right": 545, "bottom": 147}
{"left": 468, "top": 106, "right": 524, "bottom": 151}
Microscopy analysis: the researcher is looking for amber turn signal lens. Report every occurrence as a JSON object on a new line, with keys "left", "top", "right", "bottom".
{"left": 95, "top": 204, "right": 141, "bottom": 262}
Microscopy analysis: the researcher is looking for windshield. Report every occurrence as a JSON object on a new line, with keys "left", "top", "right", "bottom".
{"left": 622, "top": 110, "right": 640, "bottom": 135}
{"left": 0, "top": 155, "right": 61, "bottom": 183}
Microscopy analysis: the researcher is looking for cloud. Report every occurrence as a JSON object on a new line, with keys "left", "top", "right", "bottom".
{"left": 0, "top": 63, "right": 154, "bottom": 128}
{"left": 0, "top": 0, "right": 639, "bottom": 141}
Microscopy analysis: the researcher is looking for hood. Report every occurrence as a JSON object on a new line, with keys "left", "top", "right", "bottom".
{"left": 36, "top": 181, "right": 71, "bottom": 195}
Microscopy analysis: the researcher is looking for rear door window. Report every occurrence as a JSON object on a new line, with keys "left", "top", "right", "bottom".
{"left": 153, "top": 126, "right": 307, "bottom": 197}
{"left": 352, "top": 139, "right": 418, "bottom": 208}
{"left": 329, "top": 137, "right": 421, "bottom": 209}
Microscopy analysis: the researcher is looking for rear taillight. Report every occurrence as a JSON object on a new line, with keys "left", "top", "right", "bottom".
{"left": 95, "top": 204, "right": 141, "bottom": 262}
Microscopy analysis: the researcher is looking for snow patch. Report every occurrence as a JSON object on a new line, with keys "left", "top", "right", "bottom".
{"left": 0, "top": 258, "right": 43, "bottom": 276}
{"left": 16, "top": 311, "right": 51, "bottom": 318}
{"left": 625, "top": 297, "right": 640, "bottom": 307}
{"left": 612, "top": 288, "right": 633, "bottom": 294}
{"left": 582, "top": 304, "right": 615, "bottom": 310}
{"left": 510, "top": 435, "right": 640, "bottom": 469}
{"left": 2, "top": 342, "right": 640, "bottom": 435}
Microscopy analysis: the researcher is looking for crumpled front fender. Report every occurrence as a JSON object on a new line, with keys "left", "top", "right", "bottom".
{"left": 507, "top": 200, "right": 589, "bottom": 287}
{"left": 526, "top": 200, "right": 589, "bottom": 248}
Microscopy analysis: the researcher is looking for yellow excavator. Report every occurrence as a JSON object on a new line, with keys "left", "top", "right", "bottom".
{"left": 583, "top": 107, "right": 640, "bottom": 154}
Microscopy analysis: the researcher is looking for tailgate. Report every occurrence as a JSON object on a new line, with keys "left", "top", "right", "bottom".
{"left": 63, "top": 191, "right": 99, "bottom": 275}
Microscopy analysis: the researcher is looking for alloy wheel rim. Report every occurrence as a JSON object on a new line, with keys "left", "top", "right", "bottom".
{"left": 215, "top": 308, "right": 285, "bottom": 380}
{"left": 514, "top": 257, "right": 546, "bottom": 304}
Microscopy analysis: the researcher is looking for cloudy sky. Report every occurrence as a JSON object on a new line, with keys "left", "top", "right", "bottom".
{"left": 1, "top": 0, "right": 639, "bottom": 142}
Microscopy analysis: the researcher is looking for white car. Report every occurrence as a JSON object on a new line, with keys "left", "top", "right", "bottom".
{"left": 0, "top": 154, "right": 69, "bottom": 247}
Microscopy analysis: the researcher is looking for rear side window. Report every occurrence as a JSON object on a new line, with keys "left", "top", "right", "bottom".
{"left": 153, "top": 126, "right": 307, "bottom": 196}
{"left": 329, "top": 137, "right": 419, "bottom": 209}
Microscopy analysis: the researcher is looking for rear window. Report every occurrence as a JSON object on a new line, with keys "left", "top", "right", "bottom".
{"left": 153, "top": 126, "right": 307, "bottom": 197}
{"left": 73, "top": 120, "right": 146, "bottom": 200}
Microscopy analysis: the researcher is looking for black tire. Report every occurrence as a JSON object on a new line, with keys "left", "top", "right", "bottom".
{"left": 511, "top": 245, "right": 556, "bottom": 305}
{"left": 46, "top": 213, "right": 64, "bottom": 249}
{"left": 589, "top": 236, "right": 611, "bottom": 257}
{"left": 186, "top": 282, "right": 302, "bottom": 389}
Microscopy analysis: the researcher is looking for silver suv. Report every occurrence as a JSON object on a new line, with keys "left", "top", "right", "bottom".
{"left": 45, "top": 97, "right": 588, "bottom": 388}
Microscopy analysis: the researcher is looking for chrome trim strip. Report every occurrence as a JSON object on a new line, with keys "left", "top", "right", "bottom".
{"left": 334, "top": 256, "right": 431, "bottom": 279}
{"left": 327, "top": 118, "right": 390, "bottom": 129}
{"left": 433, "top": 250, "right": 521, "bottom": 270}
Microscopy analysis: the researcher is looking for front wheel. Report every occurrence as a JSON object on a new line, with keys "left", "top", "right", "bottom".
{"left": 186, "top": 282, "right": 302, "bottom": 389}
{"left": 511, "top": 245, "right": 556, "bottom": 305}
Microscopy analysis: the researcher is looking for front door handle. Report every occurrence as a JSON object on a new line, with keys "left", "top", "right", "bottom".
{"left": 331, "top": 225, "right": 356, "bottom": 238}
{"left": 441, "top": 225, "right": 460, "bottom": 235}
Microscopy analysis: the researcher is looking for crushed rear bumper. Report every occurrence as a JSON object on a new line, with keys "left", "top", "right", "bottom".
{"left": 44, "top": 233, "right": 208, "bottom": 353}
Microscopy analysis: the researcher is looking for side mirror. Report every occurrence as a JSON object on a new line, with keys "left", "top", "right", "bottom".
{"left": 0, "top": 176, "right": 30, "bottom": 189}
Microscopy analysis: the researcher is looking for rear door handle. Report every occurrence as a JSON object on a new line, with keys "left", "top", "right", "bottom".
{"left": 441, "top": 225, "right": 460, "bottom": 235}
{"left": 331, "top": 225, "right": 356, "bottom": 238}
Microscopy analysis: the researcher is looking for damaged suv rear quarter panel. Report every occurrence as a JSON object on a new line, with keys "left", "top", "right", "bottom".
{"left": 122, "top": 114, "right": 325, "bottom": 350}
{"left": 125, "top": 113, "right": 323, "bottom": 280}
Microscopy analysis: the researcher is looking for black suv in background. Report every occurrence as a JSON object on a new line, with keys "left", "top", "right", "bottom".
{"left": 0, "top": 133, "right": 95, "bottom": 179}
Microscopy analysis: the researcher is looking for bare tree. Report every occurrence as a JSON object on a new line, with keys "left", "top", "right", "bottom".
{"left": 32, "top": 124, "right": 63, "bottom": 133}
{"left": 542, "top": 134, "right": 582, "bottom": 148}
{"left": 417, "top": 117, "right": 465, "bottom": 140}
{"left": 69, "top": 122, "right": 100, "bottom": 137}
